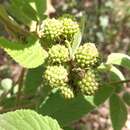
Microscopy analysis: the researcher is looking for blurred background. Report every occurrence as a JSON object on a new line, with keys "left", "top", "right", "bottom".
{"left": 0, "top": 0, "right": 130, "bottom": 130}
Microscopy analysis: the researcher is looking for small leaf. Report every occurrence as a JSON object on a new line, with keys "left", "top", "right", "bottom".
{"left": 70, "top": 15, "right": 84, "bottom": 58}
{"left": 98, "top": 64, "right": 125, "bottom": 81}
{"left": 109, "top": 65, "right": 125, "bottom": 92}
{"left": 0, "top": 109, "right": 61, "bottom": 130}
{"left": 29, "top": 0, "right": 47, "bottom": 20}
{"left": 106, "top": 53, "right": 130, "bottom": 69}
{"left": 123, "top": 92, "right": 130, "bottom": 106}
{"left": 0, "top": 37, "right": 48, "bottom": 68}
{"left": 109, "top": 65, "right": 125, "bottom": 81}
{"left": 80, "top": 14, "right": 86, "bottom": 35}
{"left": 24, "top": 66, "right": 44, "bottom": 94}
{"left": 98, "top": 64, "right": 125, "bottom": 92}
{"left": 38, "top": 85, "right": 113, "bottom": 126}
{"left": 109, "top": 94, "right": 128, "bottom": 130}
{"left": 71, "top": 31, "right": 82, "bottom": 59}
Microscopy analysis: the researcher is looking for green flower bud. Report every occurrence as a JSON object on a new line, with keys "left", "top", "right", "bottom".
{"left": 75, "top": 43, "right": 101, "bottom": 68}
{"left": 59, "top": 86, "right": 74, "bottom": 99}
{"left": 43, "top": 65, "right": 68, "bottom": 88}
{"left": 40, "top": 18, "right": 63, "bottom": 42}
{"left": 60, "top": 18, "right": 80, "bottom": 39}
{"left": 76, "top": 69, "right": 101, "bottom": 95}
{"left": 48, "top": 44, "right": 69, "bottom": 64}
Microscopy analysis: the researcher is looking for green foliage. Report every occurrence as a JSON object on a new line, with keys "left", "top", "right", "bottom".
{"left": 0, "top": 0, "right": 130, "bottom": 129}
{"left": 0, "top": 97, "right": 16, "bottom": 110}
{"left": 0, "top": 4, "right": 26, "bottom": 36}
{"left": 6, "top": 0, "right": 47, "bottom": 25}
{"left": 29, "top": 0, "right": 47, "bottom": 20}
{"left": 109, "top": 65, "right": 125, "bottom": 92}
{"left": 0, "top": 37, "right": 48, "bottom": 68}
{"left": 0, "top": 109, "right": 61, "bottom": 130}
{"left": 107, "top": 53, "right": 130, "bottom": 69}
{"left": 109, "top": 94, "right": 128, "bottom": 130}
{"left": 71, "top": 31, "right": 82, "bottom": 59}
{"left": 63, "top": 126, "right": 74, "bottom": 130}
{"left": 6, "top": 0, "right": 37, "bottom": 26}
{"left": 24, "top": 66, "right": 44, "bottom": 94}
{"left": 39, "top": 85, "right": 113, "bottom": 126}
{"left": 123, "top": 92, "right": 130, "bottom": 106}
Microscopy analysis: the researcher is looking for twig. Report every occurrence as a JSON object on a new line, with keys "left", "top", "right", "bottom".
{"left": 109, "top": 79, "right": 130, "bottom": 85}
{"left": 16, "top": 68, "right": 26, "bottom": 107}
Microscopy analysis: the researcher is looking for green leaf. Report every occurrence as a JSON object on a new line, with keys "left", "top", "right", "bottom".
{"left": 109, "top": 65, "right": 125, "bottom": 92}
{"left": 6, "top": 0, "right": 37, "bottom": 26}
{"left": 106, "top": 53, "right": 130, "bottom": 69}
{"left": 98, "top": 64, "right": 125, "bottom": 92}
{"left": 0, "top": 109, "right": 61, "bottom": 130}
{"left": 98, "top": 64, "right": 125, "bottom": 82}
{"left": 109, "top": 65, "right": 125, "bottom": 81}
{"left": 80, "top": 14, "right": 86, "bottom": 35}
{"left": 0, "top": 97, "right": 16, "bottom": 110}
{"left": 5, "top": 0, "right": 47, "bottom": 25}
{"left": 70, "top": 14, "right": 84, "bottom": 59}
{"left": 29, "top": 0, "right": 47, "bottom": 20}
{"left": 0, "top": 37, "right": 48, "bottom": 68}
{"left": 123, "top": 92, "right": 130, "bottom": 106}
{"left": 0, "top": 5, "right": 27, "bottom": 36}
{"left": 63, "top": 126, "right": 74, "bottom": 130}
{"left": 109, "top": 94, "right": 127, "bottom": 130}
{"left": 24, "top": 66, "right": 44, "bottom": 94}
{"left": 38, "top": 85, "right": 113, "bottom": 126}
{"left": 71, "top": 31, "right": 82, "bottom": 59}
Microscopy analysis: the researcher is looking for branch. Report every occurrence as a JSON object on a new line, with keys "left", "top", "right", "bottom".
{"left": 109, "top": 79, "right": 130, "bottom": 85}
{"left": 16, "top": 68, "right": 26, "bottom": 107}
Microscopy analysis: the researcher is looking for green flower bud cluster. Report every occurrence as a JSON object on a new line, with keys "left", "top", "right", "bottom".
{"left": 41, "top": 16, "right": 102, "bottom": 99}
{"left": 43, "top": 65, "right": 68, "bottom": 89}
{"left": 61, "top": 17, "right": 80, "bottom": 39}
{"left": 40, "top": 18, "right": 63, "bottom": 42}
{"left": 75, "top": 43, "right": 101, "bottom": 68}
{"left": 43, "top": 65, "right": 74, "bottom": 99}
{"left": 39, "top": 16, "right": 80, "bottom": 45}
{"left": 48, "top": 44, "right": 69, "bottom": 64}
{"left": 59, "top": 86, "right": 74, "bottom": 99}
{"left": 76, "top": 69, "right": 101, "bottom": 95}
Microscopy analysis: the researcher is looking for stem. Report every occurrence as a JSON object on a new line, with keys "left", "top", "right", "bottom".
{"left": 0, "top": 102, "right": 36, "bottom": 113}
{"left": 16, "top": 68, "right": 26, "bottom": 107}
{"left": 109, "top": 79, "right": 130, "bottom": 85}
